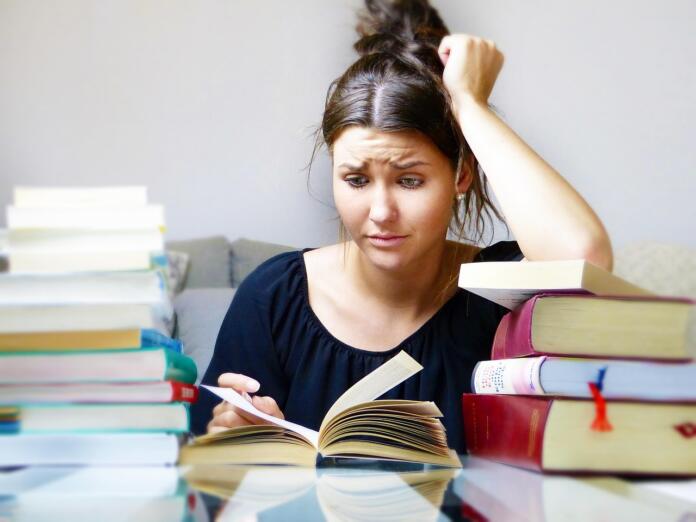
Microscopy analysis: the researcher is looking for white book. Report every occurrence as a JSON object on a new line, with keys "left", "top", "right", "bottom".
{"left": 0, "top": 347, "right": 189, "bottom": 384}
{"left": 0, "top": 433, "right": 179, "bottom": 467}
{"left": 0, "top": 382, "right": 192, "bottom": 404}
{"left": 13, "top": 186, "right": 148, "bottom": 208}
{"left": 7, "top": 228, "right": 164, "bottom": 253}
{"left": 458, "top": 259, "right": 651, "bottom": 309}
{"left": 7, "top": 204, "right": 165, "bottom": 231}
{"left": 0, "top": 303, "right": 154, "bottom": 333}
{"left": 472, "top": 356, "right": 696, "bottom": 401}
{"left": 17, "top": 403, "right": 189, "bottom": 433}
{"left": 0, "top": 270, "right": 165, "bottom": 305}
{"left": 9, "top": 250, "right": 152, "bottom": 273}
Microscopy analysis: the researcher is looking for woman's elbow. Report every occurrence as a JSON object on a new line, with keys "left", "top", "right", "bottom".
{"left": 580, "top": 234, "right": 614, "bottom": 272}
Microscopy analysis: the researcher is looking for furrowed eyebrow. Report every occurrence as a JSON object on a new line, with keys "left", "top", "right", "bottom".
{"left": 391, "top": 160, "right": 429, "bottom": 170}
{"left": 337, "top": 162, "right": 365, "bottom": 172}
{"left": 337, "top": 160, "right": 429, "bottom": 171}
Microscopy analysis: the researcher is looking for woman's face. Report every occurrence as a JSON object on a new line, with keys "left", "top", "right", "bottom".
{"left": 332, "top": 126, "right": 465, "bottom": 272}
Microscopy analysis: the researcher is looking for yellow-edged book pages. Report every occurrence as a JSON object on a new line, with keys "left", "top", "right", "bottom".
{"left": 179, "top": 351, "right": 461, "bottom": 468}
{"left": 458, "top": 259, "right": 651, "bottom": 309}
{"left": 0, "top": 329, "right": 142, "bottom": 351}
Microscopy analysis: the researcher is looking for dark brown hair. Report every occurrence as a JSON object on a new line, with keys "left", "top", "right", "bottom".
{"left": 309, "top": 0, "right": 504, "bottom": 244}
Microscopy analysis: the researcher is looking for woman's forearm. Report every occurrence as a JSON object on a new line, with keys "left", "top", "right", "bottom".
{"left": 456, "top": 97, "right": 613, "bottom": 270}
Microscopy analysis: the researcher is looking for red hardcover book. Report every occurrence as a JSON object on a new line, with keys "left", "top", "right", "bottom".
{"left": 462, "top": 393, "right": 696, "bottom": 476}
{"left": 491, "top": 293, "right": 695, "bottom": 361}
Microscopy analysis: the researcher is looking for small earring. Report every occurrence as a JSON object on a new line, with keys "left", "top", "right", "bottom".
{"left": 455, "top": 193, "right": 465, "bottom": 202}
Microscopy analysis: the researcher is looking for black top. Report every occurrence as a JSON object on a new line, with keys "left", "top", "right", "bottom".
{"left": 191, "top": 241, "right": 522, "bottom": 453}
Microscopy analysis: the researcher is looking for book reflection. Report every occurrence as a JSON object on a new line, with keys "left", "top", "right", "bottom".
{"left": 184, "top": 464, "right": 458, "bottom": 522}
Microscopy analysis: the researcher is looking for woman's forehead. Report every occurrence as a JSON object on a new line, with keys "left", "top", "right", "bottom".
{"left": 332, "top": 126, "right": 443, "bottom": 165}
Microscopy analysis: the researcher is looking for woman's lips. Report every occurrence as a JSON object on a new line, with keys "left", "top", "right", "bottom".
{"left": 367, "top": 235, "right": 408, "bottom": 247}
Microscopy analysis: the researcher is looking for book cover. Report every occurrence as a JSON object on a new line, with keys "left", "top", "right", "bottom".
{"left": 5, "top": 403, "right": 189, "bottom": 434}
{"left": 491, "top": 293, "right": 695, "bottom": 360}
{"left": 458, "top": 260, "right": 651, "bottom": 309}
{"left": 0, "top": 328, "right": 182, "bottom": 352}
{"left": 463, "top": 394, "right": 696, "bottom": 476}
{"left": 472, "top": 356, "right": 696, "bottom": 402}
{"left": 0, "top": 270, "right": 166, "bottom": 306}
{"left": 7, "top": 204, "right": 165, "bottom": 231}
{"left": 0, "top": 381, "right": 198, "bottom": 404}
{"left": 0, "top": 303, "right": 155, "bottom": 333}
{"left": 0, "top": 347, "right": 197, "bottom": 384}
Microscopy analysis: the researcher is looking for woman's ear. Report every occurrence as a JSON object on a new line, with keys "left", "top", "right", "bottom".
{"left": 455, "top": 157, "right": 475, "bottom": 194}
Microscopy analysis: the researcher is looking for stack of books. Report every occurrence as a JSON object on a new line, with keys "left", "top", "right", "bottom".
{"left": 458, "top": 259, "right": 696, "bottom": 476}
{"left": 0, "top": 186, "right": 198, "bottom": 466}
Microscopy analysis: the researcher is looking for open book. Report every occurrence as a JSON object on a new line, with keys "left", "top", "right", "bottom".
{"left": 179, "top": 351, "right": 461, "bottom": 468}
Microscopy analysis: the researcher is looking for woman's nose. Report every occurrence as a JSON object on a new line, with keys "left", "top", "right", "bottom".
{"left": 368, "top": 186, "right": 398, "bottom": 224}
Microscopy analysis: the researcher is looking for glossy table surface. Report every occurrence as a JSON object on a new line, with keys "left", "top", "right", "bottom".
{"left": 1, "top": 456, "right": 695, "bottom": 521}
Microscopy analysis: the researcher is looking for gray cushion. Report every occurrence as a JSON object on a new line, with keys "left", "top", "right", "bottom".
{"left": 165, "top": 236, "right": 231, "bottom": 289}
{"left": 229, "top": 237, "right": 294, "bottom": 287}
{"left": 174, "top": 287, "right": 236, "bottom": 384}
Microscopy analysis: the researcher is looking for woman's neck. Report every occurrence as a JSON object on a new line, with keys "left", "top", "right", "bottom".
{"left": 344, "top": 240, "right": 460, "bottom": 316}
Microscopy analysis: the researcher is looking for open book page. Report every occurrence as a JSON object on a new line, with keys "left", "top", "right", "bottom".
{"left": 202, "top": 385, "right": 320, "bottom": 447}
{"left": 320, "top": 351, "right": 423, "bottom": 432}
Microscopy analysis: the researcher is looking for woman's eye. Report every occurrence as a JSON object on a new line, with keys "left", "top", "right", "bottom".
{"left": 345, "top": 176, "right": 368, "bottom": 189}
{"left": 400, "top": 177, "right": 423, "bottom": 189}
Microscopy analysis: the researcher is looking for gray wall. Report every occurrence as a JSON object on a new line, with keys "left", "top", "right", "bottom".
{"left": 1, "top": 0, "right": 694, "bottom": 249}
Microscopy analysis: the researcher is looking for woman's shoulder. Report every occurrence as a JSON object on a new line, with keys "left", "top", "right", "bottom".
{"left": 235, "top": 249, "right": 307, "bottom": 304}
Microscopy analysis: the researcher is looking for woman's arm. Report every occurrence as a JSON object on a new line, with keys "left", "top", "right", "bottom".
{"left": 439, "top": 35, "right": 613, "bottom": 270}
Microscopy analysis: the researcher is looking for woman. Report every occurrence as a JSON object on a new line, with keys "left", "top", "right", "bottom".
{"left": 190, "top": 0, "right": 612, "bottom": 453}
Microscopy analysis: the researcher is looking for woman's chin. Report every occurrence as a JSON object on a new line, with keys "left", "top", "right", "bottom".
{"left": 358, "top": 242, "right": 413, "bottom": 272}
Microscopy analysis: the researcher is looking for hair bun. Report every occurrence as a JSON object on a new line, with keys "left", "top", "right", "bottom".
{"left": 354, "top": 0, "right": 449, "bottom": 58}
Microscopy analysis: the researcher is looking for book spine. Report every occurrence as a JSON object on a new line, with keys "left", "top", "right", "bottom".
{"left": 140, "top": 329, "right": 182, "bottom": 353}
{"left": 491, "top": 296, "right": 540, "bottom": 359}
{"left": 472, "top": 357, "right": 546, "bottom": 395}
{"left": 170, "top": 382, "right": 199, "bottom": 403}
{"left": 462, "top": 394, "right": 552, "bottom": 472}
{"left": 162, "top": 350, "right": 198, "bottom": 384}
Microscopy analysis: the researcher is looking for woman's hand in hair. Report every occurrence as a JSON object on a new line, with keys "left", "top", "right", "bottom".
{"left": 206, "top": 372, "right": 284, "bottom": 434}
{"left": 438, "top": 34, "right": 504, "bottom": 110}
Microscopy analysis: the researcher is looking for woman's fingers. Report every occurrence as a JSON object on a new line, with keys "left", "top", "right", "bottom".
{"left": 207, "top": 373, "right": 285, "bottom": 434}
{"left": 217, "top": 372, "right": 260, "bottom": 393}
{"left": 208, "top": 402, "right": 258, "bottom": 430}
{"left": 207, "top": 394, "right": 285, "bottom": 434}
{"left": 252, "top": 395, "right": 285, "bottom": 420}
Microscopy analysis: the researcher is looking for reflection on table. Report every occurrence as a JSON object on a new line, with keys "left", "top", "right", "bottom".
{"left": 1, "top": 456, "right": 695, "bottom": 521}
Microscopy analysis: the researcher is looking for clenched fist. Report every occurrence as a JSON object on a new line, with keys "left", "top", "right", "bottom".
{"left": 438, "top": 34, "right": 504, "bottom": 109}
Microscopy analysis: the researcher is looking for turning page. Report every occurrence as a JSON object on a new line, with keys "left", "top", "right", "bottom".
{"left": 319, "top": 351, "right": 423, "bottom": 432}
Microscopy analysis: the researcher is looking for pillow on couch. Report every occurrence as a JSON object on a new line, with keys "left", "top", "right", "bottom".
{"left": 174, "top": 287, "right": 236, "bottom": 383}
{"left": 229, "top": 237, "right": 294, "bottom": 287}
{"left": 165, "top": 236, "right": 231, "bottom": 289}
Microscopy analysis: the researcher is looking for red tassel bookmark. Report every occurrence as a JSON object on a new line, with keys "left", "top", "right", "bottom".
{"left": 588, "top": 366, "right": 613, "bottom": 432}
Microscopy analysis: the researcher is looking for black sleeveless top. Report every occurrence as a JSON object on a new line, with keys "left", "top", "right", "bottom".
{"left": 191, "top": 241, "right": 522, "bottom": 453}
